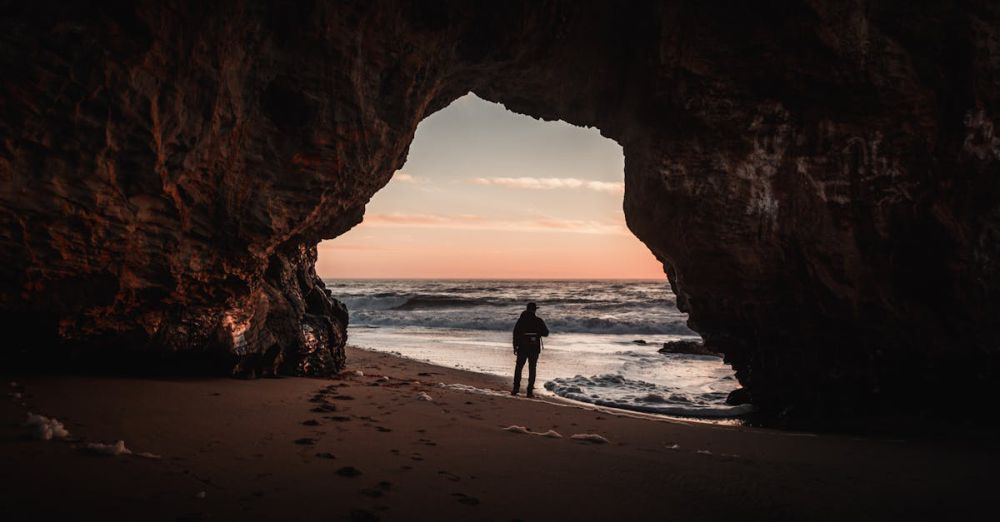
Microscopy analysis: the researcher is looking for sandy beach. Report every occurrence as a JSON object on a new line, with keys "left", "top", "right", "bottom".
{"left": 1, "top": 346, "right": 994, "bottom": 522}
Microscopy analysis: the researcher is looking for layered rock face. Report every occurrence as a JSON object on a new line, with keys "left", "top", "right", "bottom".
{"left": 1, "top": 1, "right": 998, "bottom": 418}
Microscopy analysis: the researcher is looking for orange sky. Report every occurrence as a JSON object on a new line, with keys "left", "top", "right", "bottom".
{"left": 317, "top": 94, "right": 665, "bottom": 279}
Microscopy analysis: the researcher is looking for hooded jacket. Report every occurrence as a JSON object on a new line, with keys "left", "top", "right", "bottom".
{"left": 513, "top": 310, "right": 549, "bottom": 352}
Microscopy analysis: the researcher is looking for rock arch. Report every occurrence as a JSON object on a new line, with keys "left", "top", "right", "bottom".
{"left": 1, "top": 1, "right": 998, "bottom": 419}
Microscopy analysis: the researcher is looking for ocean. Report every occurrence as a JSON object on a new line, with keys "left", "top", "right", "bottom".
{"left": 324, "top": 279, "right": 752, "bottom": 418}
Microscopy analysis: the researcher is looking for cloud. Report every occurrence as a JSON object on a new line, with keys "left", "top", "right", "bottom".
{"left": 393, "top": 171, "right": 425, "bottom": 184}
{"left": 470, "top": 177, "right": 624, "bottom": 194}
{"left": 363, "top": 213, "right": 628, "bottom": 235}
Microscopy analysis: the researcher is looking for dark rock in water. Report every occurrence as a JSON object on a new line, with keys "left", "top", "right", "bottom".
{"left": 659, "top": 340, "right": 717, "bottom": 357}
{"left": 632, "top": 340, "right": 648, "bottom": 345}
{"left": 726, "top": 388, "right": 753, "bottom": 406}
{"left": 1, "top": 1, "right": 999, "bottom": 421}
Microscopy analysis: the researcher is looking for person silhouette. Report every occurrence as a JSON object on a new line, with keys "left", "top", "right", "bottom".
{"left": 511, "top": 302, "right": 549, "bottom": 397}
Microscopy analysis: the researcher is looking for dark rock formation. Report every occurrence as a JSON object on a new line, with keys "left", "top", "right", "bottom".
{"left": 659, "top": 340, "right": 717, "bottom": 357}
{"left": 1, "top": 1, "right": 998, "bottom": 420}
{"left": 726, "top": 388, "right": 753, "bottom": 407}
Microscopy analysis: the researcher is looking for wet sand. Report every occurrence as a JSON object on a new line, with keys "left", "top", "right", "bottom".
{"left": 0, "top": 346, "right": 994, "bottom": 521}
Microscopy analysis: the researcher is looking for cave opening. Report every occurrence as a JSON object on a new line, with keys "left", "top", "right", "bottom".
{"left": 316, "top": 93, "right": 745, "bottom": 417}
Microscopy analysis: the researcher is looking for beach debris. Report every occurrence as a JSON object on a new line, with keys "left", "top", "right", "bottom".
{"left": 336, "top": 466, "right": 363, "bottom": 477}
{"left": 502, "top": 425, "right": 563, "bottom": 438}
{"left": 83, "top": 440, "right": 131, "bottom": 456}
{"left": 24, "top": 413, "right": 70, "bottom": 440}
{"left": 194, "top": 491, "right": 207, "bottom": 499}
{"left": 570, "top": 433, "right": 610, "bottom": 444}
{"left": 666, "top": 443, "right": 681, "bottom": 450}
{"left": 416, "top": 392, "right": 433, "bottom": 402}
{"left": 135, "top": 451, "right": 163, "bottom": 459}
{"left": 438, "top": 382, "right": 510, "bottom": 397}
{"left": 696, "top": 449, "right": 713, "bottom": 455}
{"left": 80, "top": 439, "right": 160, "bottom": 459}
{"left": 378, "top": 376, "right": 390, "bottom": 382}
{"left": 352, "top": 370, "right": 365, "bottom": 377}
{"left": 9, "top": 392, "right": 22, "bottom": 400}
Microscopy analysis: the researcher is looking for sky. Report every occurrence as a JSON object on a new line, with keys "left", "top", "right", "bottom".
{"left": 316, "top": 94, "right": 664, "bottom": 279}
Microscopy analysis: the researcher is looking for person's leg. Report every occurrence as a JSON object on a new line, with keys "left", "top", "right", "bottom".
{"left": 512, "top": 351, "right": 527, "bottom": 394}
{"left": 526, "top": 351, "right": 539, "bottom": 396}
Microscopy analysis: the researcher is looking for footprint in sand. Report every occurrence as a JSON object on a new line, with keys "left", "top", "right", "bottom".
{"left": 375, "top": 426, "right": 392, "bottom": 433}
{"left": 416, "top": 438, "right": 436, "bottom": 446}
{"left": 410, "top": 453, "right": 424, "bottom": 461}
{"left": 315, "top": 452, "right": 335, "bottom": 459}
{"left": 348, "top": 508, "right": 380, "bottom": 522}
{"left": 311, "top": 404, "right": 337, "bottom": 413}
{"left": 359, "top": 481, "right": 392, "bottom": 498}
{"left": 328, "top": 415, "right": 352, "bottom": 422}
{"left": 333, "top": 395, "right": 355, "bottom": 401}
{"left": 294, "top": 438, "right": 316, "bottom": 445}
{"left": 302, "top": 419, "right": 321, "bottom": 426}
{"left": 337, "top": 466, "right": 363, "bottom": 477}
{"left": 359, "top": 488, "right": 382, "bottom": 498}
{"left": 451, "top": 493, "right": 480, "bottom": 506}
{"left": 438, "top": 470, "right": 461, "bottom": 482}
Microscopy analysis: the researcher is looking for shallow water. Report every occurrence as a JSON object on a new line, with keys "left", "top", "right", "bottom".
{"left": 327, "top": 279, "right": 750, "bottom": 418}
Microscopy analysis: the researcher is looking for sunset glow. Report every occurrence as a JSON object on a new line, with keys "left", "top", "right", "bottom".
{"left": 317, "top": 94, "right": 664, "bottom": 279}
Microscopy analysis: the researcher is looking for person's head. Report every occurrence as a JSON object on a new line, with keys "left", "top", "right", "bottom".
{"left": 526, "top": 302, "right": 538, "bottom": 314}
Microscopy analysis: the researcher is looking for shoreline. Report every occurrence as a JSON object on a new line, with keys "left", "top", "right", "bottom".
{"left": 1, "top": 345, "right": 995, "bottom": 521}
{"left": 360, "top": 344, "right": 748, "bottom": 427}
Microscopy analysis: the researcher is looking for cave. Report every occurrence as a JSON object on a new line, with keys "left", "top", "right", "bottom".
{"left": 2, "top": 1, "right": 998, "bottom": 422}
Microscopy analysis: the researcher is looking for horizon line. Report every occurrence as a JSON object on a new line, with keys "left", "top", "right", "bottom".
{"left": 319, "top": 276, "right": 666, "bottom": 281}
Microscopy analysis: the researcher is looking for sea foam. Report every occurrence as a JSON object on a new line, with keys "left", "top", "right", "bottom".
{"left": 544, "top": 374, "right": 754, "bottom": 418}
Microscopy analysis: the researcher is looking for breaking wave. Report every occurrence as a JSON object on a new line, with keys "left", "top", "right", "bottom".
{"left": 331, "top": 279, "right": 690, "bottom": 335}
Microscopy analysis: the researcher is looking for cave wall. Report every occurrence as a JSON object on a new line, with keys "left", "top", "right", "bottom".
{"left": 1, "top": 0, "right": 998, "bottom": 418}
